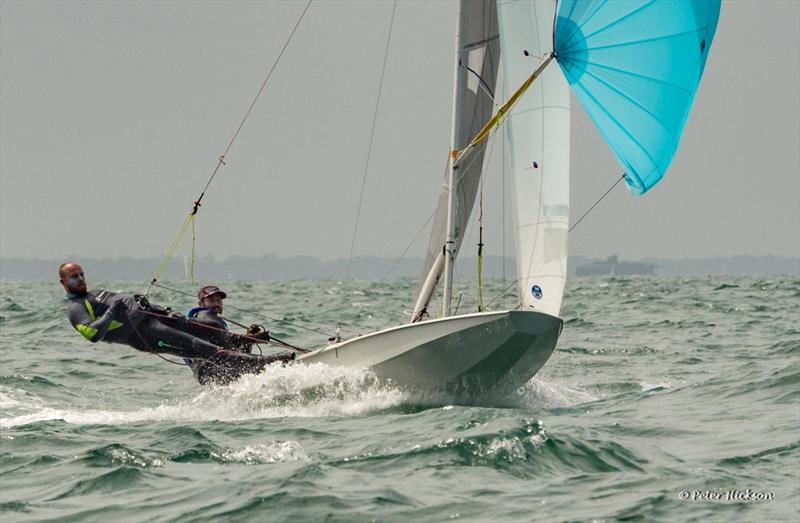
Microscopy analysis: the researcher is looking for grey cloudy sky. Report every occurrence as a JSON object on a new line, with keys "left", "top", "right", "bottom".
{"left": 1, "top": 0, "right": 798, "bottom": 266}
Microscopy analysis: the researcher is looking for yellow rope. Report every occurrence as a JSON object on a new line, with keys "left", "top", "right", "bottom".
{"left": 144, "top": 1, "right": 314, "bottom": 296}
{"left": 148, "top": 211, "right": 194, "bottom": 291}
{"left": 477, "top": 253, "right": 484, "bottom": 311}
{"left": 190, "top": 214, "right": 197, "bottom": 283}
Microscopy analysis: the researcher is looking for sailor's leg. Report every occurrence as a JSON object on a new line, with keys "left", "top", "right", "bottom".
{"left": 133, "top": 317, "right": 220, "bottom": 359}
{"left": 130, "top": 318, "right": 294, "bottom": 385}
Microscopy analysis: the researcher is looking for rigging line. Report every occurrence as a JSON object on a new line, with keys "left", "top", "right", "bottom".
{"left": 453, "top": 292, "right": 463, "bottom": 316}
{"left": 452, "top": 124, "right": 500, "bottom": 302}
{"left": 477, "top": 155, "right": 485, "bottom": 311}
{"left": 501, "top": 119, "right": 506, "bottom": 286}
{"left": 340, "top": 0, "right": 397, "bottom": 335}
{"left": 447, "top": 145, "right": 494, "bottom": 311}
{"left": 454, "top": 121, "right": 501, "bottom": 311}
{"left": 442, "top": 54, "right": 505, "bottom": 297}
{"left": 444, "top": 130, "right": 493, "bottom": 284}
{"left": 344, "top": 0, "right": 398, "bottom": 284}
{"left": 485, "top": 279, "right": 517, "bottom": 308}
{"left": 211, "top": 311, "right": 307, "bottom": 353}
{"left": 416, "top": 126, "right": 499, "bottom": 313}
{"left": 149, "top": 281, "right": 333, "bottom": 338}
{"left": 197, "top": 0, "right": 314, "bottom": 200}
{"left": 137, "top": 309, "right": 310, "bottom": 353}
{"left": 483, "top": 122, "right": 518, "bottom": 311}
{"left": 151, "top": 212, "right": 194, "bottom": 289}
{"left": 380, "top": 208, "right": 436, "bottom": 284}
{"left": 129, "top": 316, "right": 234, "bottom": 369}
{"left": 569, "top": 174, "right": 626, "bottom": 233}
{"left": 380, "top": 153, "right": 449, "bottom": 283}
{"left": 152, "top": 352, "right": 190, "bottom": 366}
{"left": 190, "top": 214, "right": 197, "bottom": 283}
{"left": 147, "top": 0, "right": 313, "bottom": 293}
{"left": 456, "top": 113, "right": 504, "bottom": 312}
{"left": 382, "top": 132, "right": 485, "bottom": 286}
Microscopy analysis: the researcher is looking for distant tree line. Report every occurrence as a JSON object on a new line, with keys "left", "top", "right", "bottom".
{"left": 1, "top": 254, "right": 797, "bottom": 281}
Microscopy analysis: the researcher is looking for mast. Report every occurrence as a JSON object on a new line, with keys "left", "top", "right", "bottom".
{"left": 412, "top": 0, "right": 500, "bottom": 323}
{"left": 441, "top": 0, "right": 466, "bottom": 317}
{"left": 411, "top": 0, "right": 500, "bottom": 323}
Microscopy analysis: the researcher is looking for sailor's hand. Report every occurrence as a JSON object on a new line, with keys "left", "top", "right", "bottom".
{"left": 109, "top": 299, "right": 127, "bottom": 315}
{"left": 166, "top": 310, "right": 184, "bottom": 320}
{"left": 247, "top": 324, "right": 270, "bottom": 341}
{"left": 135, "top": 295, "right": 151, "bottom": 310}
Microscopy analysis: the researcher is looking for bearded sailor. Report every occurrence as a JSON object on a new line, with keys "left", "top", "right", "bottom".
{"left": 183, "top": 284, "right": 283, "bottom": 384}
{"left": 59, "top": 261, "right": 289, "bottom": 384}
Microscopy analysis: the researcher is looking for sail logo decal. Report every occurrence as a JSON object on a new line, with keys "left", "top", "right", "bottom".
{"left": 531, "top": 285, "right": 543, "bottom": 299}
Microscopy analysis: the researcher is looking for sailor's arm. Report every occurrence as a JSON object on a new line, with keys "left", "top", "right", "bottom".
{"left": 192, "top": 309, "right": 221, "bottom": 326}
{"left": 68, "top": 300, "right": 124, "bottom": 342}
{"left": 192, "top": 309, "right": 250, "bottom": 350}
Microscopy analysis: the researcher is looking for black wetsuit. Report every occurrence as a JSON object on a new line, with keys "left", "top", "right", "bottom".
{"left": 65, "top": 289, "right": 271, "bottom": 384}
{"left": 186, "top": 307, "right": 251, "bottom": 352}
{"left": 183, "top": 307, "right": 294, "bottom": 384}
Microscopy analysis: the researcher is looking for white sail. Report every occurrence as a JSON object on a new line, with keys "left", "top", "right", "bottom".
{"left": 498, "top": 0, "right": 570, "bottom": 317}
{"left": 413, "top": 0, "right": 500, "bottom": 319}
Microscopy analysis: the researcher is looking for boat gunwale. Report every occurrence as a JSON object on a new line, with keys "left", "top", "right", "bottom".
{"left": 299, "top": 309, "right": 560, "bottom": 360}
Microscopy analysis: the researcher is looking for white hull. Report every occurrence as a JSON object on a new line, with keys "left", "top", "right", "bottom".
{"left": 298, "top": 310, "right": 562, "bottom": 394}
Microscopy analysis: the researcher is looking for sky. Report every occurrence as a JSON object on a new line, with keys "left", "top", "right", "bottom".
{"left": 1, "top": 0, "right": 798, "bottom": 265}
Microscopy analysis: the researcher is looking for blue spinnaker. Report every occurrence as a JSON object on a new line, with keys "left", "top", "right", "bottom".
{"left": 554, "top": 0, "right": 720, "bottom": 195}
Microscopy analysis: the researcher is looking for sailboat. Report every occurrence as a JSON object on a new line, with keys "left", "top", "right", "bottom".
{"left": 296, "top": 0, "right": 721, "bottom": 393}
{"left": 149, "top": 0, "right": 720, "bottom": 392}
{"left": 300, "top": 0, "right": 565, "bottom": 394}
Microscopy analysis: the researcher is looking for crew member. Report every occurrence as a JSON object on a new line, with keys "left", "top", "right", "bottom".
{"left": 59, "top": 261, "right": 282, "bottom": 384}
{"left": 187, "top": 285, "right": 269, "bottom": 349}
{"left": 184, "top": 284, "right": 287, "bottom": 383}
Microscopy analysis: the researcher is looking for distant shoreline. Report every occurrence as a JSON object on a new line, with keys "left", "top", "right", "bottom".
{"left": 1, "top": 255, "right": 797, "bottom": 281}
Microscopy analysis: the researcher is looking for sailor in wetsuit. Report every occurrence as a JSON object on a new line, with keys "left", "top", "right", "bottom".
{"left": 59, "top": 261, "right": 282, "bottom": 384}
{"left": 184, "top": 285, "right": 287, "bottom": 384}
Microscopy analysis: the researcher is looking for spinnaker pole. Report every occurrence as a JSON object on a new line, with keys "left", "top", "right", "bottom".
{"left": 456, "top": 53, "right": 554, "bottom": 165}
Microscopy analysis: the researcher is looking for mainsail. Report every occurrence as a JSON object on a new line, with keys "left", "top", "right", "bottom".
{"left": 498, "top": 0, "right": 571, "bottom": 316}
{"left": 413, "top": 0, "right": 500, "bottom": 319}
{"left": 554, "top": 0, "right": 721, "bottom": 194}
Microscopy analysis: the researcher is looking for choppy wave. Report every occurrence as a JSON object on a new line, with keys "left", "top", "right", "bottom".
{"left": 1, "top": 276, "right": 798, "bottom": 522}
{"left": 1, "top": 363, "right": 407, "bottom": 428}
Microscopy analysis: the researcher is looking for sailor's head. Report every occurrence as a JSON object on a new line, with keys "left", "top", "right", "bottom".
{"left": 59, "top": 262, "right": 87, "bottom": 295}
{"left": 198, "top": 285, "right": 227, "bottom": 314}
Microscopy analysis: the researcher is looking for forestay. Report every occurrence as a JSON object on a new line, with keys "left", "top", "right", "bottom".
{"left": 554, "top": 0, "right": 721, "bottom": 194}
{"left": 414, "top": 0, "right": 501, "bottom": 318}
{"left": 498, "top": 0, "right": 571, "bottom": 317}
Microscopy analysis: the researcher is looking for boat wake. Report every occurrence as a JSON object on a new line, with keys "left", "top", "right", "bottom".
{"left": 0, "top": 364, "right": 406, "bottom": 428}
{"left": 192, "top": 362, "right": 409, "bottom": 418}
{"left": 0, "top": 363, "right": 599, "bottom": 430}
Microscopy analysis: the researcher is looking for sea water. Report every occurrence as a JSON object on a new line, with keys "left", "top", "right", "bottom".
{"left": 1, "top": 276, "right": 798, "bottom": 522}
